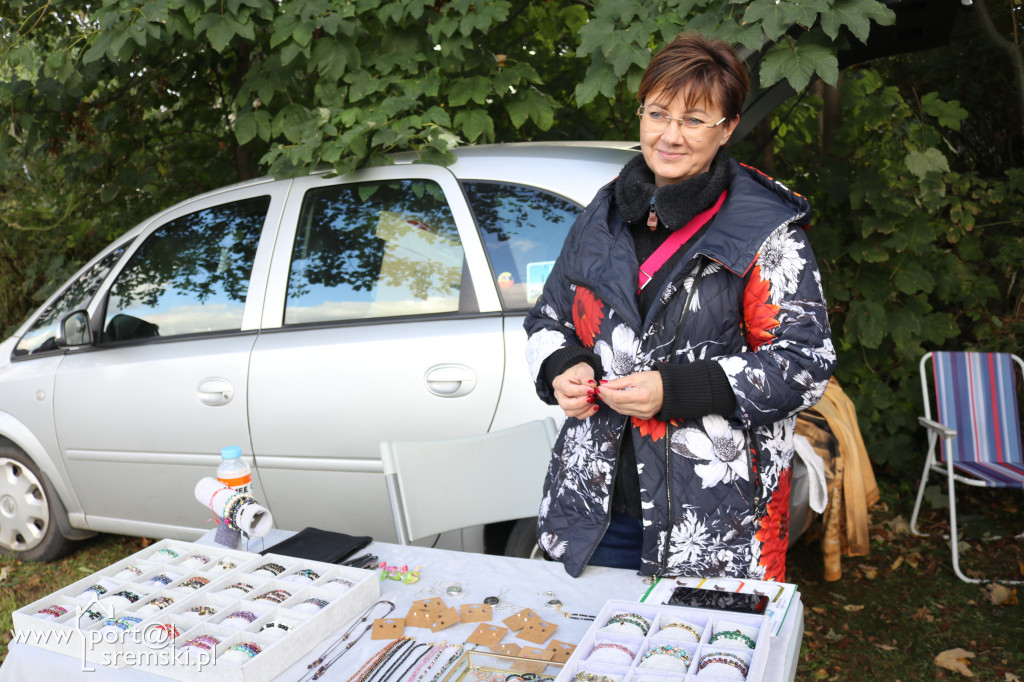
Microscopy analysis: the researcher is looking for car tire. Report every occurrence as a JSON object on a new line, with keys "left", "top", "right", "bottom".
{"left": 0, "top": 443, "right": 75, "bottom": 562}
{"left": 504, "top": 517, "right": 543, "bottom": 559}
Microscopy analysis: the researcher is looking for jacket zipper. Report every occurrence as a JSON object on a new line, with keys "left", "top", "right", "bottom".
{"left": 578, "top": 420, "right": 630, "bottom": 573}
{"left": 657, "top": 259, "right": 707, "bottom": 576}
{"left": 747, "top": 428, "right": 764, "bottom": 511}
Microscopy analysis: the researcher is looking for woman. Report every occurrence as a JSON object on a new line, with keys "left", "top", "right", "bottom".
{"left": 524, "top": 33, "right": 836, "bottom": 580}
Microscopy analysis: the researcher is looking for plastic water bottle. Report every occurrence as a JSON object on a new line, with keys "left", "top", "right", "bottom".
{"left": 216, "top": 446, "right": 251, "bottom": 494}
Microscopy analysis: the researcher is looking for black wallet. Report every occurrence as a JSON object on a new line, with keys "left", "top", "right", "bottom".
{"left": 259, "top": 527, "right": 372, "bottom": 564}
{"left": 667, "top": 586, "right": 768, "bottom": 614}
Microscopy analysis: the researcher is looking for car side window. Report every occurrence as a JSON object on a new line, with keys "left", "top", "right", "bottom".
{"left": 285, "top": 180, "right": 465, "bottom": 325}
{"left": 12, "top": 243, "right": 134, "bottom": 357}
{"left": 102, "top": 196, "right": 269, "bottom": 342}
{"left": 462, "top": 181, "right": 580, "bottom": 310}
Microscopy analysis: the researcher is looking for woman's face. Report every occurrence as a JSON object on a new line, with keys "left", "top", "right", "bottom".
{"left": 640, "top": 87, "right": 738, "bottom": 186}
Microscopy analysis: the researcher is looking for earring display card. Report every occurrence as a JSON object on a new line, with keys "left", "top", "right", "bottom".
{"left": 553, "top": 599, "right": 771, "bottom": 682}
{"left": 10, "top": 539, "right": 379, "bottom": 682}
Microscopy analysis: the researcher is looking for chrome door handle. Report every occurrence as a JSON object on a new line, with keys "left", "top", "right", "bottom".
{"left": 424, "top": 365, "right": 477, "bottom": 397}
{"left": 196, "top": 378, "right": 234, "bottom": 406}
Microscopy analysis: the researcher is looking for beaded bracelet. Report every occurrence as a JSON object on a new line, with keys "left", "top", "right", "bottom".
{"left": 661, "top": 621, "right": 702, "bottom": 640}
{"left": 153, "top": 623, "right": 181, "bottom": 640}
{"left": 709, "top": 629, "right": 756, "bottom": 649}
{"left": 83, "top": 610, "right": 104, "bottom": 622}
{"left": 213, "top": 560, "right": 237, "bottom": 571}
{"left": 187, "top": 553, "right": 211, "bottom": 565}
{"left": 641, "top": 644, "right": 691, "bottom": 667}
{"left": 82, "top": 584, "right": 108, "bottom": 597}
{"left": 591, "top": 642, "right": 635, "bottom": 660}
{"left": 119, "top": 565, "right": 143, "bottom": 577}
{"left": 604, "top": 612, "right": 650, "bottom": 636}
{"left": 180, "top": 577, "right": 210, "bottom": 590}
{"left": 300, "top": 598, "right": 329, "bottom": 610}
{"left": 189, "top": 605, "right": 217, "bottom": 616}
{"left": 230, "top": 642, "right": 262, "bottom": 658}
{"left": 149, "top": 574, "right": 176, "bottom": 586}
{"left": 224, "top": 582, "right": 254, "bottom": 594}
{"left": 184, "top": 635, "right": 221, "bottom": 651}
{"left": 260, "top": 620, "right": 291, "bottom": 633}
{"left": 325, "top": 577, "right": 354, "bottom": 588}
{"left": 697, "top": 651, "right": 749, "bottom": 677}
{"left": 293, "top": 568, "right": 320, "bottom": 581}
{"left": 148, "top": 596, "right": 175, "bottom": 610}
{"left": 154, "top": 548, "right": 179, "bottom": 559}
{"left": 573, "top": 673, "right": 617, "bottom": 682}
{"left": 225, "top": 610, "right": 258, "bottom": 623}
{"left": 103, "top": 616, "right": 143, "bottom": 631}
{"left": 36, "top": 606, "right": 68, "bottom": 618}
{"left": 256, "top": 562, "right": 285, "bottom": 576}
{"left": 113, "top": 590, "right": 140, "bottom": 603}
{"left": 254, "top": 589, "right": 291, "bottom": 604}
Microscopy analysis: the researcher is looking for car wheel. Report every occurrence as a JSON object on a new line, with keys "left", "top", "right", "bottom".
{"left": 504, "top": 517, "right": 544, "bottom": 559}
{"left": 0, "top": 443, "right": 74, "bottom": 562}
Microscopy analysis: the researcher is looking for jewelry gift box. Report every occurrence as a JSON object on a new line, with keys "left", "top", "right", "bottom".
{"left": 11, "top": 539, "right": 379, "bottom": 682}
{"left": 553, "top": 599, "right": 771, "bottom": 682}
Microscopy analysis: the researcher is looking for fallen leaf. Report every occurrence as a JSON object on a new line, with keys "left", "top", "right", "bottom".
{"left": 887, "top": 515, "right": 910, "bottom": 533}
{"left": 824, "top": 628, "right": 845, "bottom": 642}
{"left": 935, "top": 648, "right": 975, "bottom": 677}
{"left": 982, "top": 583, "right": 1017, "bottom": 606}
{"left": 858, "top": 564, "right": 878, "bottom": 580}
{"left": 811, "top": 606, "right": 826, "bottom": 615}
{"left": 913, "top": 606, "right": 935, "bottom": 622}
{"left": 842, "top": 604, "right": 865, "bottom": 612}
{"left": 891, "top": 556, "right": 904, "bottom": 571}
{"left": 0, "top": 566, "right": 9, "bottom": 583}
{"left": 1005, "top": 673, "right": 1020, "bottom": 682}
{"left": 873, "top": 643, "right": 898, "bottom": 651}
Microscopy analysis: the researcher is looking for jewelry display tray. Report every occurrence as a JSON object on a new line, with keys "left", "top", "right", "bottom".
{"left": 553, "top": 598, "right": 771, "bottom": 682}
{"left": 11, "top": 538, "right": 379, "bottom": 682}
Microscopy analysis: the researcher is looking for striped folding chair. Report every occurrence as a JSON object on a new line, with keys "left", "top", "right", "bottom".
{"left": 910, "top": 351, "right": 1024, "bottom": 583}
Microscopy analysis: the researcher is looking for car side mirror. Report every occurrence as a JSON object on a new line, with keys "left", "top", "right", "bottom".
{"left": 57, "top": 310, "right": 94, "bottom": 348}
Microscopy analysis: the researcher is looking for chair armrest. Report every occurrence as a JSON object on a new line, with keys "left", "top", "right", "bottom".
{"left": 918, "top": 416, "right": 957, "bottom": 439}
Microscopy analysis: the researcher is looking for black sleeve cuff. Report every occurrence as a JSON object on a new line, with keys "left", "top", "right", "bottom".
{"left": 655, "top": 359, "right": 737, "bottom": 421}
{"left": 541, "top": 346, "right": 604, "bottom": 393}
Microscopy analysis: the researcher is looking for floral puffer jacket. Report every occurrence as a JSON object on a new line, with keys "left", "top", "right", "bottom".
{"left": 524, "top": 159, "right": 836, "bottom": 579}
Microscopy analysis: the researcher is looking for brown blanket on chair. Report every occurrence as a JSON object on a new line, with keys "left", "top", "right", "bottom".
{"left": 796, "top": 377, "right": 880, "bottom": 580}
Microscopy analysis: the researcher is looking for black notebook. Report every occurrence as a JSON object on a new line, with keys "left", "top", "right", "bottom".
{"left": 259, "top": 527, "right": 372, "bottom": 564}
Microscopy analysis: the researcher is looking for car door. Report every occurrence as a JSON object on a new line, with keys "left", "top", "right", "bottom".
{"left": 51, "top": 183, "right": 286, "bottom": 534}
{"left": 248, "top": 165, "right": 504, "bottom": 540}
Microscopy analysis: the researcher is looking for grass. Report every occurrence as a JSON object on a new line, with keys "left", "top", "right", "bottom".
{"left": 1, "top": 482, "right": 1021, "bottom": 679}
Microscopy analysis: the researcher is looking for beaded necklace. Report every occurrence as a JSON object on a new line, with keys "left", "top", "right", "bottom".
{"left": 344, "top": 638, "right": 411, "bottom": 682}
{"left": 365, "top": 641, "right": 430, "bottom": 682}
{"left": 297, "top": 600, "right": 396, "bottom": 682}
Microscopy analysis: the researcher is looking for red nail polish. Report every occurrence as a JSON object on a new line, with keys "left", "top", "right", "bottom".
{"left": 586, "top": 396, "right": 595, "bottom": 404}
{"left": 592, "top": 404, "right": 599, "bottom": 411}
{"left": 600, "top": 380, "right": 608, "bottom": 384}
{"left": 587, "top": 380, "right": 596, "bottom": 385}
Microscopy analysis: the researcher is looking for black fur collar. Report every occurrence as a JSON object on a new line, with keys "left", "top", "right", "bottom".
{"left": 615, "top": 147, "right": 731, "bottom": 230}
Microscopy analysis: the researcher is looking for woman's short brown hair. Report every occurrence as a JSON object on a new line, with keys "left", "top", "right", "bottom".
{"left": 637, "top": 33, "right": 749, "bottom": 120}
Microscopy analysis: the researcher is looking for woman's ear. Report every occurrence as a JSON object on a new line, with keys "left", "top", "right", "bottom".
{"left": 719, "top": 116, "right": 740, "bottom": 145}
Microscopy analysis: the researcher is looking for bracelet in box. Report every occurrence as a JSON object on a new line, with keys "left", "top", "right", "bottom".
{"left": 709, "top": 629, "right": 756, "bottom": 649}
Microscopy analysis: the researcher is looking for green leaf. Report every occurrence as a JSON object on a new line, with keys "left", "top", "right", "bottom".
{"left": 821, "top": 0, "right": 895, "bottom": 43}
{"left": 448, "top": 76, "right": 491, "bottom": 107}
{"left": 904, "top": 148, "right": 949, "bottom": 181}
{"left": 742, "top": 0, "right": 824, "bottom": 41}
{"left": 848, "top": 299, "right": 886, "bottom": 349}
{"left": 760, "top": 32, "right": 838, "bottom": 91}
{"left": 196, "top": 12, "right": 252, "bottom": 52}
{"left": 892, "top": 261, "right": 935, "bottom": 295}
{"left": 454, "top": 109, "right": 494, "bottom": 143}
{"left": 507, "top": 88, "right": 554, "bottom": 130}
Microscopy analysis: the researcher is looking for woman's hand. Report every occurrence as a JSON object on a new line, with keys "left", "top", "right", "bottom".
{"left": 599, "top": 371, "right": 664, "bottom": 420}
{"left": 552, "top": 362, "right": 599, "bottom": 419}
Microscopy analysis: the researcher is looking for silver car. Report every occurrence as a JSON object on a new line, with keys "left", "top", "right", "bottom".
{"left": 0, "top": 142, "right": 639, "bottom": 560}
{"left": 0, "top": 141, "right": 816, "bottom": 561}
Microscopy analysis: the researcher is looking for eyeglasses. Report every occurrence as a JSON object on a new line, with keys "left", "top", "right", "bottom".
{"left": 636, "top": 106, "right": 727, "bottom": 133}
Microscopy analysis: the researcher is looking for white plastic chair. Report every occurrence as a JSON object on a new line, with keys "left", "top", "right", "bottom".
{"left": 910, "top": 351, "right": 1024, "bottom": 584}
{"left": 380, "top": 418, "right": 557, "bottom": 548}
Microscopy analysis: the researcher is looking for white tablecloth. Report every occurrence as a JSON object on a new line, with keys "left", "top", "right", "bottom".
{"left": 1, "top": 530, "right": 802, "bottom": 681}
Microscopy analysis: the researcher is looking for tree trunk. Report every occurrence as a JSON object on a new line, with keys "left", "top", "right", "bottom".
{"left": 972, "top": 0, "right": 1024, "bottom": 150}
